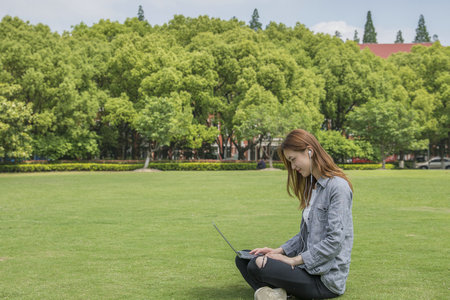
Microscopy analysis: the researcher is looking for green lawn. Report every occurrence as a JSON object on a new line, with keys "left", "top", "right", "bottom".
{"left": 0, "top": 170, "right": 449, "bottom": 299}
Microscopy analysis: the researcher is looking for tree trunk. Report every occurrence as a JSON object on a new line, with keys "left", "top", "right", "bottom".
{"left": 168, "top": 147, "right": 173, "bottom": 160}
{"left": 193, "top": 149, "right": 198, "bottom": 160}
{"left": 232, "top": 140, "right": 250, "bottom": 160}
{"left": 132, "top": 130, "right": 139, "bottom": 159}
{"left": 217, "top": 133, "right": 232, "bottom": 160}
{"left": 143, "top": 142, "right": 159, "bottom": 169}
{"left": 224, "top": 134, "right": 233, "bottom": 159}
{"left": 144, "top": 149, "right": 151, "bottom": 169}
{"left": 249, "top": 141, "right": 257, "bottom": 161}
{"left": 268, "top": 154, "right": 273, "bottom": 168}
{"left": 381, "top": 145, "right": 386, "bottom": 169}
{"left": 263, "top": 138, "right": 274, "bottom": 168}
{"left": 123, "top": 127, "right": 129, "bottom": 160}
{"left": 216, "top": 134, "right": 225, "bottom": 160}
{"left": 258, "top": 139, "right": 263, "bottom": 160}
{"left": 399, "top": 151, "right": 405, "bottom": 169}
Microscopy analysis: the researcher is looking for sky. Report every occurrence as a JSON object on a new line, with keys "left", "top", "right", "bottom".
{"left": 1, "top": 0, "right": 449, "bottom": 45}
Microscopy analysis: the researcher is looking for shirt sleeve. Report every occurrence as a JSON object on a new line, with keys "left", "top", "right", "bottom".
{"left": 281, "top": 220, "right": 305, "bottom": 257}
{"left": 301, "top": 179, "right": 352, "bottom": 271}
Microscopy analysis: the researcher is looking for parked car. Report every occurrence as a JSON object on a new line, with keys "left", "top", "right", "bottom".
{"left": 415, "top": 157, "right": 450, "bottom": 169}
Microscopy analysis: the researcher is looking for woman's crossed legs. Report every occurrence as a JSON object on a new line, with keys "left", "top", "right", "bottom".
{"left": 235, "top": 255, "right": 337, "bottom": 300}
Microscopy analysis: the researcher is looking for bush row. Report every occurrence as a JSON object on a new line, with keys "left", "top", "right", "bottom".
{"left": 271, "top": 163, "right": 393, "bottom": 170}
{"left": 0, "top": 162, "right": 259, "bottom": 172}
{"left": 0, "top": 162, "right": 394, "bottom": 172}
{"left": 145, "top": 162, "right": 260, "bottom": 171}
{"left": 337, "top": 163, "right": 395, "bottom": 170}
{"left": 0, "top": 163, "right": 144, "bottom": 172}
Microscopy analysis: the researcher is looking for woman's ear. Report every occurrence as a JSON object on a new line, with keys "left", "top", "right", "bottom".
{"left": 308, "top": 149, "right": 313, "bottom": 158}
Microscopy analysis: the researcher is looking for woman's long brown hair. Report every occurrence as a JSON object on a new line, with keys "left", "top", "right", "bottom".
{"left": 278, "top": 129, "right": 353, "bottom": 209}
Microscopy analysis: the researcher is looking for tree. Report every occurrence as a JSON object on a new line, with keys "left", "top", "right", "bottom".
{"left": 363, "top": 11, "right": 377, "bottom": 43}
{"left": 314, "top": 40, "right": 378, "bottom": 131}
{"left": 347, "top": 98, "right": 424, "bottom": 169}
{"left": 316, "top": 130, "right": 372, "bottom": 163}
{"left": 191, "top": 28, "right": 257, "bottom": 160}
{"left": 184, "top": 124, "right": 219, "bottom": 155}
{"left": 233, "top": 84, "right": 279, "bottom": 163}
{"left": 249, "top": 8, "right": 262, "bottom": 31}
{"left": 134, "top": 92, "right": 192, "bottom": 168}
{"left": 334, "top": 31, "right": 342, "bottom": 39}
{"left": 353, "top": 30, "right": 360, "bottom": 43}
{"left": 0, "top": 84, "right": 33, "bottom": 159}
{"left": 2, "top": 14, "right": 447, "bottom": 164}
{"left": 0, "top": 16, "right": 105, "bottom": 160}
{"left": 233, "top": 84, "right": 322, "bottom": 167}
{"left": 101, "top": 93, "right": 138, "bottom": 159}
{"left": 137, "top": 5, "right": 145, "bottom": 21}
{"left": 414, "top": 15, "right": 430, "bottom": 43}
{"left": 389, "top": 43, "right": 450, "bottom": 168}
{"left": 432, "top": 34, "right": 439, "bottom": 42}
{"left": 395, "top": 30, "right": 404, "bottom": 43}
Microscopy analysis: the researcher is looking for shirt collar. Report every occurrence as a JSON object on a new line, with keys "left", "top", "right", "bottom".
{"left": 316, "top": 176, "right": 330, "bottom": 189}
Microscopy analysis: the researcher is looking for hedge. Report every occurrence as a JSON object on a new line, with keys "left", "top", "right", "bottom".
{"left": 254, "top": 163, "right": 393, "bottom": 170}
{"left": 0, "top": 162, "right": 257, "bottom": 172}
{"left": 338, "top": 163, "right": 395, "bottom": 170}
{"left": 144, "top": 162, "right": 258, "bottom": 171}
{"left": 0, "top": 162, "right": 394, "bottom": 172}
{"left": 0, "top": 163, "right": 144, "bottom": 172}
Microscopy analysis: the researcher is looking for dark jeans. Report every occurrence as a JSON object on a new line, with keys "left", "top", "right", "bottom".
{"left": 235, "top": 255, "right": 338, "bottom": 300}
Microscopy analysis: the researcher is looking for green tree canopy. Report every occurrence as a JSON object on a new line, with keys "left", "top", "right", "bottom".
{"left": 347, "top": 98, "right": 424, "bottom": 168}
{"left": 137, "top": 5, "right": 145, "bottom": 21}
{"left": 0, "top": 84, "right": 33, "bottom": 159}
{"left": 249, "top": 8, "right": 262, "bottom": 31}
{"left": 395, "top": 30, "right": 404, "bottom": 43}
{"left": 353, "top": 30, "right": 360, "bottom": 43}
{"left": 316, "top": 130, "right": 372, "bottom": 163}
{"left": 414, "top": 15, "right": 431, "bottom": 43}
{"left": 0, "top": 14, "right": 447, "bottom": 163}
{"left": 134, "top": 92, "right": 192, "bottom": 167}
{"left": 363, "top": 11, "right": 377, "bottom": 43}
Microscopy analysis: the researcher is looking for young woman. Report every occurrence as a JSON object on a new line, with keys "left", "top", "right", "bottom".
{"left": 235, "top": 129, "right": 354, "bottom": 300}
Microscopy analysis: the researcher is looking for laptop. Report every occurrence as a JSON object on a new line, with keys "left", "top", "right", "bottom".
{"left": 212, "top": 222, "right": 261, "bottom": 260}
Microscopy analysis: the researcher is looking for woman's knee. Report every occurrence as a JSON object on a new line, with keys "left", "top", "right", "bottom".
{"left": 255, "top": 256, "right": 268, "bottom": 269}
{"left": 247, "top": 256, "right": 267, "bottom": 277}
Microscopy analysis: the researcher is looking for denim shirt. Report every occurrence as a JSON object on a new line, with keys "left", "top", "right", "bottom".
{"left": 281, "top": 176, "right": 353, "bottom": 295}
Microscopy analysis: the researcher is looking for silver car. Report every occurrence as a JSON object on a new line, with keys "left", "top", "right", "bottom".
{"left": 416, "top": 157, "right": 450, "bottom": 169}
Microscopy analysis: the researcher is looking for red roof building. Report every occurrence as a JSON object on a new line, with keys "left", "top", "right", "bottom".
{"left": 359, "top": 43, "right": 433, "bottom": 58}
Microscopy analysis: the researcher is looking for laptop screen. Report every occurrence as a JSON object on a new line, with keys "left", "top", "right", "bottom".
{"left": 212, "top": 222, "right": 240, "bottom": 255}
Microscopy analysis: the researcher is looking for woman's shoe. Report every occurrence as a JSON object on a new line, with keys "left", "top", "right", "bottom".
{"left": 254, "top": 287, "right": 287, "bottom": 300}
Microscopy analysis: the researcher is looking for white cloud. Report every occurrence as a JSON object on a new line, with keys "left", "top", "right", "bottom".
{"left": 311, "top": 21, "right": 361, "bottom": 41}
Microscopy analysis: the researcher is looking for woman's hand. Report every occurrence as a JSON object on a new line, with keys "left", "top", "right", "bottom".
{"left": 266, "top": 253, "right": 304, "bottom": 269}
{"left": 250, "top": 247, "right": 284, "bottom": 256}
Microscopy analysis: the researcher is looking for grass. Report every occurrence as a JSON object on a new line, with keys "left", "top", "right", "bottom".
{"left": 0, "top": 170, "right": 449, "bottom": 299}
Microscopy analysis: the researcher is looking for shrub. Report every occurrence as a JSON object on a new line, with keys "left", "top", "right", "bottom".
{"left": 338, "top": 163, "right": 395, "bottom": 170}
{"left": 0, "top": 163, "right": 144, "bottom": 172}
{"left": 145, "top": 162, "right": 258, "bottom": 171}
{"left": 0, "top": 162, "right": 395, "bottom": 172}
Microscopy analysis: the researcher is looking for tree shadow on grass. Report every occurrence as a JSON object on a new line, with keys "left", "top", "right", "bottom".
{"left": 187, "top": 284, "right": 253, "bottom": 299}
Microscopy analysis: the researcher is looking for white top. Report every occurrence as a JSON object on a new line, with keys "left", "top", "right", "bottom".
{"left": 303, "top": 188, "right": 316, "bottom": 225}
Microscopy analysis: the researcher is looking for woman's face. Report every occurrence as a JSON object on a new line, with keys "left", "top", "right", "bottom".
{"left": 284, "top": 148, "right": 312, "bottom": 177}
